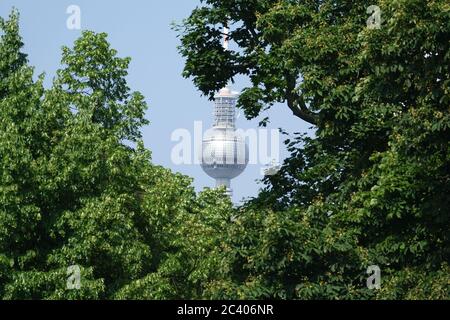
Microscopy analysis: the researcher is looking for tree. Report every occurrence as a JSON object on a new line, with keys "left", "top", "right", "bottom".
{"left": 0, "top": 11, "right": 232, "bottom": 299}
{"left": 0, "top": 10, "right": 46, "bottom": 298}
{"left": 176, "top": 0, "right": 450, "bottom": 299}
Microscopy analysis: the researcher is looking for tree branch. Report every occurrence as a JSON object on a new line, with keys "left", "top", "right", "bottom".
{"left": 285, "top": 72, "right": 318, "bottom": 126}
{"left": 287, "top": 98, "right": 318, "bottom": 125}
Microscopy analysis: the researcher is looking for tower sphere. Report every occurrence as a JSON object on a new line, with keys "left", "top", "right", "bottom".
{"left": 201, "top": 128, "right": 249, "bottom": 180}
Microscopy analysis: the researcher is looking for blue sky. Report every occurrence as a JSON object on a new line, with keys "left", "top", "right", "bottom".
{"left": 0, "top": 0, "right": 312, "bottom": 203}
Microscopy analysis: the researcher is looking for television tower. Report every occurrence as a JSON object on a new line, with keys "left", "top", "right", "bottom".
{"left": 200, "top": 26, "right": 249, "bottom": 197}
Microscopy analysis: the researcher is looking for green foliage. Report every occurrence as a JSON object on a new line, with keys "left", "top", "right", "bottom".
{"left": 1, "top": 0, "right": 449, "bottom": 300}
{"left": 0, "top": 10, "right": 232, "bottom": 299}
{"left": 176, "top": 0, "right": 450, "bottom": 300}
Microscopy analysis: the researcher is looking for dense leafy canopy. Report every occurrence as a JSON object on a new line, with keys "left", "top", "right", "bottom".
{"left": 1, "top": 0, "right": 449, "bottom": 300}
{"left": 176, "top": 0, "right": 450, "bottom": 299}
{"left": 0, "top": 10, "right": 232, "bottom": 299}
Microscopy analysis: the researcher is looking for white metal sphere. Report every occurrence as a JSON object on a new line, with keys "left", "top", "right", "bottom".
{"left": 201, "top": 128, "right": 249, "bottom": 179}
